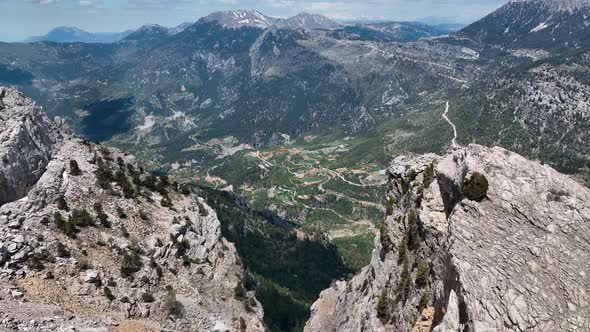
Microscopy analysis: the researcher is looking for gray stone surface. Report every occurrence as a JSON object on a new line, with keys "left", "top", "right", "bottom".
{"left": 306, "top": 144, "right": 590, "bottom": 332}
{"left": 0, "top": 87, "right": 266, "bottom": 331}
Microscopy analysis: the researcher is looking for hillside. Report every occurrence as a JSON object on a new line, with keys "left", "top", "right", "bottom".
{"left": 456, "top": 0, "right": 590, "bottom": 51}
{"left": 0, "top": 86, "right": 266, "bottom": 331}
{"left": 306, "top": 144, "right": 590, "bottom": 331}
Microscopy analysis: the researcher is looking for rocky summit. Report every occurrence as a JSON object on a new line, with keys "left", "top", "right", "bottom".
{"left": 306, "top": 144, "right": 590, "bottom": 332}
{"left": 0, "top": 86, "right": 266, "bottom": 331}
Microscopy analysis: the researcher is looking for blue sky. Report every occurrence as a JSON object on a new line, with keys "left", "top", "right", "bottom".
{"left": 0, "top": 0, "right": 509, "bottom": 41}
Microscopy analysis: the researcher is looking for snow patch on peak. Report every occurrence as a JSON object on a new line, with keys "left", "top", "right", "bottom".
{"left": 202, "top": 10, "right": 274, "bottom": 29}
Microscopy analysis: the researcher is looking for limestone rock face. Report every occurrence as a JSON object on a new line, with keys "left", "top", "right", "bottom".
{"left": 0, "top": 87, "right": 63, "bottom": 205}
{"left": 305, "top": 144, "right": 590, "bottom": 332}
{"left": 0, "top": 87, "right": 266, "bottom": 331}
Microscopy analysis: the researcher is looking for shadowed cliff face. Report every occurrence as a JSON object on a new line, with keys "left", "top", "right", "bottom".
{"left": 306, "top": 144, "right": 590, "bottom": 332}
{"left": 0, "top": 87, "right": 62, "bottom": 205}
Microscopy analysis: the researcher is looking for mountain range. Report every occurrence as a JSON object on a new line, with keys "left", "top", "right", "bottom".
{"left": 23, "top": 11, "right": 461, "bottom": 45}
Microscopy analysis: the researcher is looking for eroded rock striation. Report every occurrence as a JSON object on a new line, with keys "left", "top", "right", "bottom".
{"left": 0, "top": 87, "right": 266, "bottom": 331}
{"left": 306, "top": 144, "right": 590, "bottom": 332}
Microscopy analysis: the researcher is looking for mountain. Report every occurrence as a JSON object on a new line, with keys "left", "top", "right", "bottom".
{"left": 25, "top": 26, "right": 133, "bottom": 43}
{"left": 449, "top": 47, "right": 590, "bottom": 183}
{"left": 3, "top": 3, "right": 590, "bottom": 330}
{"left": 201, "top": 11, "right": 341, "bottom": 31}
{"left": 117, "top": 23, "right": 191, "bottom": 50}
{"left": 431, "top": 23, "right": 465, "bottom": 33}
{"left": 120, "top": 24, "right": 172, "bottom": 44}
{"left": 0, "top": 86, "right": 266, "bottom": 330}
{"left": 0, "top": 15, "right": 477, "bottom": 148}
{"left": 307, "top": 144, "right": 590, "bottom": 331}
{"left": 275, "top": 13, "right": 341, "bottom": 30}
{"left": 456, "top": 0, "right": 590, "bottom": 50}
{"left": 201, "top": 10, "right": 275, "bottom": 29}
{"left": 349, "top": 21, "right": 461, "bottom": 41}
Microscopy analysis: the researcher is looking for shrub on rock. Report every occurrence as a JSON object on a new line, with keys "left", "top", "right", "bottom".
{"left": 462, "top": 172, "right": 489, "bottom": 202}
{"left": 121, "top": 252, "right": 143, "bottom": 278}
{"left": 69, "top": 160, "right": 82, "bottom": 176}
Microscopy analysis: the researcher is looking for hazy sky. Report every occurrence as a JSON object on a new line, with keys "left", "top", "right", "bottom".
{"left": 0, "top": 0, "right": 509, "bottom": 41}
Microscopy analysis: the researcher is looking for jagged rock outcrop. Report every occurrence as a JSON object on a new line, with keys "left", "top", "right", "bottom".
{"left": 0, "top": 87, "right": 64, "bottom": 205}
{"left": 0, "top": 87, "right": 266, "bottom": 331}
{"left": 306, "top": 144, "right": 590, "bottom": 332}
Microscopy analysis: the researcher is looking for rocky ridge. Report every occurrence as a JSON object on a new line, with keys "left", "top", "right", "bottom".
{"left": 0, "top": 87, "right": 266, "bottom": 331}
{"left": 201, "top": 10, "right": 275, "bottom": 29}
{"left": 457, "top": 0, "right": 590, "bottom": 50}
{"left": 306, "top": 144, "right": 590, "bottom": 331}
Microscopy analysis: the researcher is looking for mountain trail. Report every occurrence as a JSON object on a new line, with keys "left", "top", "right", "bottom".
{"left": 442, "top": 101, "right": 459, "bottom": 149}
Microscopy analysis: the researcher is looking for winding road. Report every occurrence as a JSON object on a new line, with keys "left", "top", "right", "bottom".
{"left": 442, "top": 101, "right": 459, "bottom": 149}
{"left": 319, "top": 166, "right": 387, "bottom": 187}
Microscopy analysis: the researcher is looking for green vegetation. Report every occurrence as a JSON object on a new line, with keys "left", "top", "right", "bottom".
{"left": 116, "top": 206, "right": 127, "bottom": 219}
{"left": 174, "top": 239, "right": 190, "bottom": 257}
{"left": 95, "top": 158, "right": 113, "bottom": 189}
{"left": 397, "top": 236, "right": 407, "bottom": 265}
{"left": 423, "top": 162, "right": 436, "bottom": 188}
{"left": 407, "top": 209, "right": 421, "bottom": 251}
{"left": 418, "top": 293, "right": 430, "bottom": 312}
{"left": 70, "top": 209, "right": 94, "bottom": 227}
{"left": 120, "top": 251, "right": 143, "bottom": 278}
{"left": 202, "top": 187, "right": 349, "bottom": 332}
{"left": 415, "top": 259, "right": 430, "bottom": 288}
{"left": 103, "top": 287, "right": 115, "bottom": 301}
{"left": 55, "top": 242, "right": 71, "bottom": 258}
{"left": 396, "top": 256, "right": 411, "bottom": 301}
{"left": 376, "top": 288, "right": 395, "bottom": 323}
{"left": 27, "top": 250, "right": 55, "bottom": 271}
{"left": 93, "top": 202, "right": 111, "bottom": 228}
{"left": 54, "top": 211, "right": 76, "bottom": 238}
{"left": 462, "top": 172, "right": 489, "bottom": 202}
{"left": 69, "top": 159, "right": 82, "bottom": 176}
{"left": 55, "top": 195, "right": 69, "bottom": 211}
{"left": 141, "top": 292, "right": 155, "bottom": 303}
{"left": 332, "top": 233, "right": 375, "bottom": 272}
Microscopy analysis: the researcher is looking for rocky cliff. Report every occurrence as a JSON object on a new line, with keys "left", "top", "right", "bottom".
{"left": 0, "top": 87, "right": 266, "bottom": 331}
{"left": 306, "top": 144, "right": 590, "bottom": 331}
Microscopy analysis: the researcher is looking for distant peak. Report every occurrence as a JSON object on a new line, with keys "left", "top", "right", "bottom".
{"left": 137, "top": 23, "right": 166, "bottom": 30}
{"left": 293, "top": 12, "right": 315, "bottom": 17}
{"left": 275, "top": 12, "right": 341, "bottom": 30}
{"left": 202, "top": 9, "right": 274, "bottom": 28}
{"left": 51, "top": 26, "right": 86, "bottom": 33}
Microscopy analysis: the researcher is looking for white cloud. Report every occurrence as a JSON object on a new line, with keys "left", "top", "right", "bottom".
{"left": 265, "top": 0, "right": 296, "bottom": 8}
{"left": 25, "top": 0, "right": 58, "bottom": 4}
{"left": 303, "top": 1, "right": 351, "bottom": 11}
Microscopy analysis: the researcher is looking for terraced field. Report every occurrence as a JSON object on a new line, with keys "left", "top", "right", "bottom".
{"left": 156, "top": 135, "right": 388, "bottom": 269}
